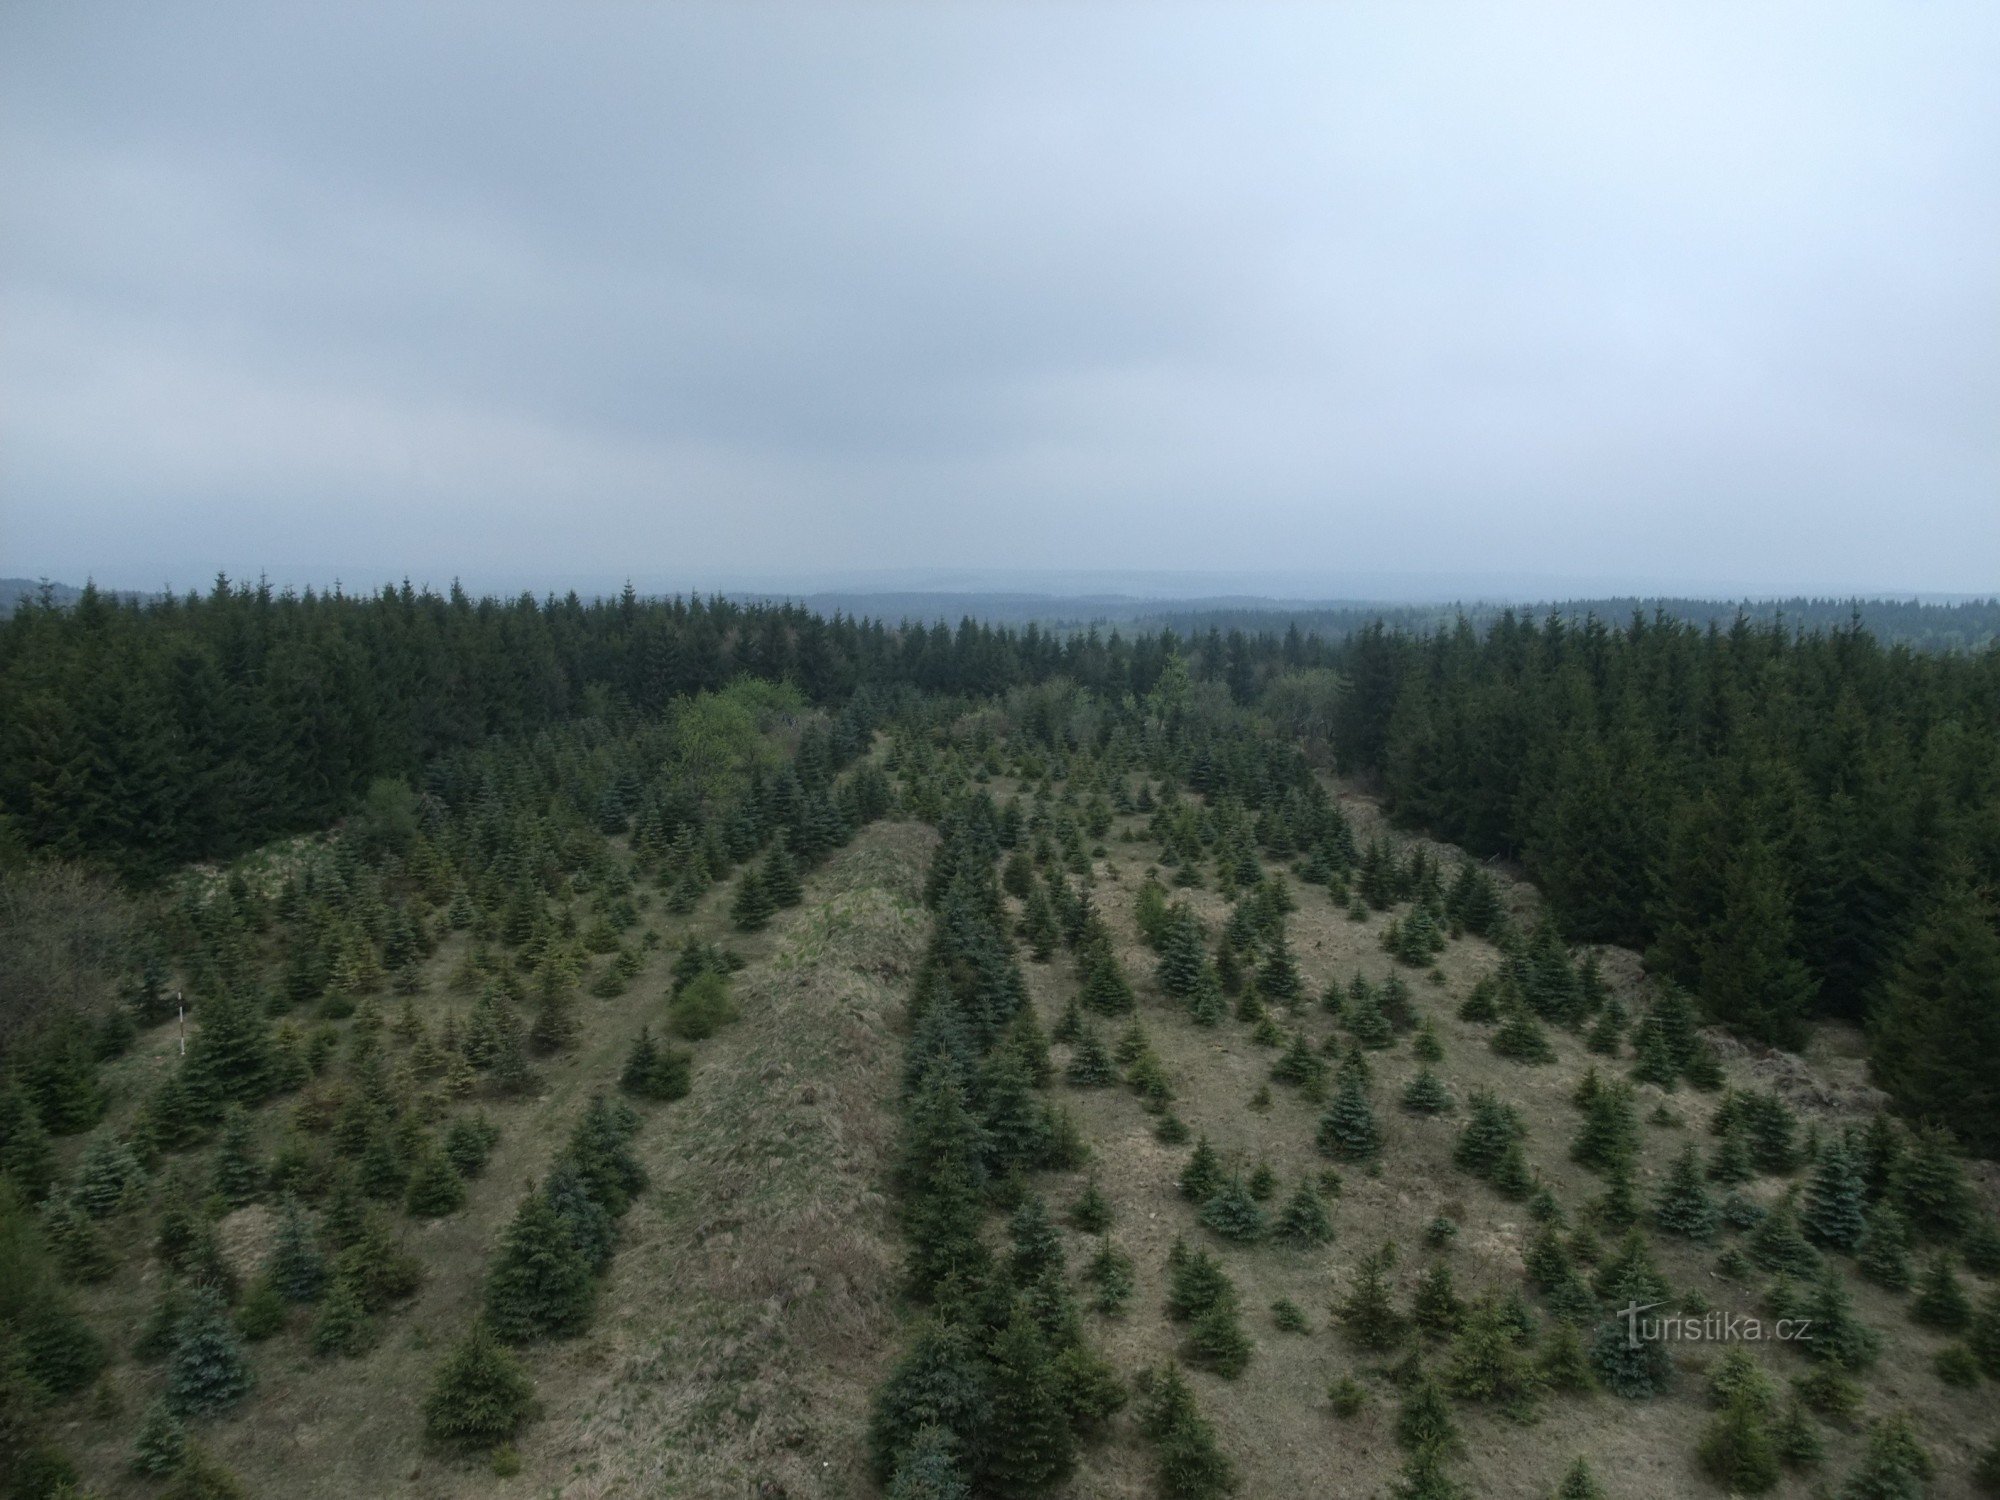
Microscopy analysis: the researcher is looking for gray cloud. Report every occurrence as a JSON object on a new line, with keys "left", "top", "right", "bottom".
{"left": 4, "top": 2, "right": 1997, "bottom": 596}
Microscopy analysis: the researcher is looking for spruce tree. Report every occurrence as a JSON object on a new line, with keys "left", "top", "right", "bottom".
{"left": 1524, "top": 924, "right": 1584, "bottom": 1025}
{"left": 1337, "top": 1248, "right": 1405, "bottom": 1352}
{"left": 40, "top": 1196, "right": 113, "bottom": 1283}
{"left": 1909, "top": 1252, "right": 1970, "bottom": 1331}
{"left": 1837, "top": 1411, "right": 1932, "bottom": 1500}
{"left": 1068, "top": 1176, "right": 1112, "bottom": 1234}
{"left": 730, "top": 868, "right": 775, "bottom": 931}
{"left": 1184, "top": 1298, "right": 1253, "bottom": 1378}
{"left": 1698, "top": 836, "right": 1816, "bottom": 1050}
{"left": 423, "top": 1321, "right": 535, "bottom": 1449}
{"left": 1801, "top": 1136, "right": 1867, "bottom": 1251}
{"left": 1801, "top": 1266, "right": 1880, "bottom": 1372}
{"left": 528, "top": 975, "right": 578, "bottom": 1055}
{"left": 209, "top": 1107, "right": 263, "bottom": 1206}
{"left": 668, "top": 969, "right": 734, "bottom": 1041}
{"left": 761, "top": 843, "right": 804, "bottom": 907}
{"left": 234, "top": 1276, "right": 287, "bottom": 1344}
{"left": 1019, "top": 887, "right": 1058, "bottom": 961}
{"left": 1749, "top": 1195, "right": 1820, "bottom": 1278}
{"left": 1895, "top": 1123, "right": 1974, "bottom": 1243}
{"left": 1454, "top": 1093, "right": 1524, "bottom": 1181}
{"left": 265, "top": 1195, "right": 327, "bottom": 1302}
{"left": 898, "top": 1075, "right": 990, "bottom": 1300}
{"left": 0, "top": 1086, "right": 59, "bottom": 1202}
{"left": 404, "top": 1144, "right": 467, "bottom": 1218}
{"left": 1178, "top": 1136, "right": 1224, "bottom": 1203}
{"left": 543, "top": 1159, "right": 616, "bottom": 1272}
{"left": 1654, "top": 1144, "right": 1719, "bottom": 1240}
{"left": 1627, "top": 1012, "right": 1679, "bottom": 1088}
{"left": 131, "top": 1397, "right": 190, "bottom": 1476}
{"left": 867, "top": 1318, "right": 989, "bottom": 1484}
{"left": 182, "top": 987, "right": 274, "bottom": 1113}
{"left": 1772, "top": 1397, "right": 1824, "bottom": 1470}
{"left": 309, "top": 1273, "right": 374, "bottom": 1357}
{"left": 1869, "top": 878, "right": 2000, "bottom": 1155}
{"left": 1524, "top": 1223, "right": 1573, "bottom": 1292}
{"left": 1707, "top": 1345, "right": 1780, "bottom": 1414}
{"left": 1198, "top": 1178, "right": 1268, "bottom": 1244}
{"left": 1707, "top": 1127, "right": 1755, "bottom": 1186}
{"left": 1550, "top": 1457, "right": 1606, "bottom": 1499}
{"left": 1591, "top": 1229, "right": 1670, "bottom": 1307}
{"left": 1085, "top": 1236, "right": 1135, "bottom": 1316}
{"left": 981, "top": 1302, "right": 1075, "bottom": 1498}
{"left": 70, "top": 1132, "right": 142, "bottom": 1217}
{"left": 1739, "top": 1091, "right": 1800, "bottom": 1175}
{"left": 1856, "top": 1203, "right": 1913, "bottom": 1291}
{"left": 619, "top": 1027, "right": 691, "bottom": 1101}
{"left": 1155, "top": 910, "right": 1207, "bottom": 1000}
{"left": 1065, "top": 1025, "right": 1116, "bottom": 1087}
{"left": 166, "top": 1285, "right": 254, "bottom": 1417}
{"left": 1270, "top": 1031, "right": 1326, "bottom": 1091}
{"left": 1079, "top": 946, "right": 1136, "bottom": 1017}
{"left": 1412, "top": 1017, "right": 1445, "bottom": 1062}
{"left": 1138, "top": 1364, "right": 1238, "bottom": 1500}
{"left": 1187, "top": 968, "right": 1227, "bottom": 1027}
{"left": 1442, "top": 1296, "right": 1537, "bottom": 1413}
{"left": 1163, "top": 1238, "right": 1236, "bottom": 1326}
{"left": 1005, "top": 1193, "right": 1064, "bottom": 1287}
{"left": 1968, "top": 1289, "right": 2000, "bottom": 1379}
{"left": 1698, "top": 1389, "right": 1780, "bottom": 1495}
{"left": 564, "top": 1093, "right": 645, "bottom": 1216}
{"left": 484, "top": 1187, "right": 594, "bottom": 1343}
{"left": 1316, "top": 1070, "right": 1382, "bottom": 1162}
{"left": 1491, "top": 1005, "right": 1555, "bottom": 1063}
{"left": 1537, "top": 1322, "right": 1595, "bottom": 1393}
{"left": 1257, "top": 933, "right": 1303, "bottom": 1004}
{"left": 887, "top": 1426, "right": 971, "bottom": 1500}
{"left": 1394, "top": 1370, "right": 1462, "bottom": 1457}
{"left": 1962, "top": 1216, "right": 2000, "bottom": 1275}
{"left": 1412, "top": 1263, "right": 1465, "bottom": 1340}
{"left": 444, "top": 1112, "right": 500, "bottom": 1177}
{"left": 1274, "top": 1179, "right": 1334, "bottom": 1246}
{"left": 1584, "top": 999, "right": 1626, "bottom": 1057}
{"left": 1588, "top": 1314, "right": 1671, "bottom": 1398}
{"left": 1458, "top": 976, "right": 1501, "bottom": 1023}
{"left": 1401, "top": 1067, "right": 1454, "bottom": 1115}
{"left": 487, "top": 1010, "right": 540, "bottom": 1097}
{"left": 1346, "top": 984, "right": 1395, "bottom": 1049}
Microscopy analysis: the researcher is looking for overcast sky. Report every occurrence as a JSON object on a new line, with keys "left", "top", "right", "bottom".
{"left": 3, "top": 3, "right": 1996, "bottom": 599}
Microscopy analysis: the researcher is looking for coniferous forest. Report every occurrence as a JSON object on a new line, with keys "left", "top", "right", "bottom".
{"left": 2, "top": 582, "right": 1998, "bottom": 1498}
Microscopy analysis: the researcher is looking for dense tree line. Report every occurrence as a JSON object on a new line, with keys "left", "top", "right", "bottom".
{"left": 5, "top": 581, "right": 1996, "bottom": 1151}
{"left": 1330, "top": 612, "right": 2000, "bottom": 1152}
{"left": 0, "top": 677, "right": 888, "bottom": 1491}
{"left": 1128, "top": 597, "right": 2000, "bottom": 655}
{"left": 0, "top": 579, "right": 1201, "bottom": 877}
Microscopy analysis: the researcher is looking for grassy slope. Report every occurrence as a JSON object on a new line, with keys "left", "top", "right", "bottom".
{"left": 43, "top": 776, "right": 1996, "bottom": 1498}
{"left": 1004, "top": 781, "right": 1995, "bottom": 1500}
{"left": 57, "top": 820, "right": 932, "bottom": 1499}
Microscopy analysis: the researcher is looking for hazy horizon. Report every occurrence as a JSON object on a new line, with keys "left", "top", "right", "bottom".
{"left": 10, "top": 566, "right": 1998, "bottom": 616}
{"left": 5, "top": 4, "right": 1998, "bottom": 595}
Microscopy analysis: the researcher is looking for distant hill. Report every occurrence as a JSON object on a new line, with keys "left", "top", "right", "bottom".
{"left": 1, "top": 578, "right": 87, "bottom": 613}
{"left": 14, "top": 576, "right": 1997, "bottom": 651}
{"left": 1, "top": 578, "right": 158, "bottom": 615}
{"left": 747, "top": 589, "right": 2000, "bottom": 652}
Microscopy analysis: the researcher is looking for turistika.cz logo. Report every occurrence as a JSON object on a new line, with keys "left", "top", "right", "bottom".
{"left": 1616, "top": 1301, "right": 1814, "bottom": 1350}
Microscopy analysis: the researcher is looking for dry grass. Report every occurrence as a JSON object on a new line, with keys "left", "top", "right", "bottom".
{"left": 1001, "top": 783, "right": 1997, "bottom": 1500}
{"left": 55, "top": 820, "right": 932, "bottom": 1500}
{"left": 43, "top": 780, "right": 1998, "bottom": 1500}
